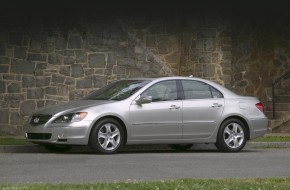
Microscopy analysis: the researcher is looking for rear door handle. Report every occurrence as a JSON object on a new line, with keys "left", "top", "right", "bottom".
{"left": 169, "top": 105, "right": 181, "bottom": 110}
{"left": 212, "top": 103, "right": 222, "bottom": 108}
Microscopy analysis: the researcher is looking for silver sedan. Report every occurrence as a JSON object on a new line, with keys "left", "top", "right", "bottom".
{"left": 25, "top": 77, "right": 268, "bottom": 154}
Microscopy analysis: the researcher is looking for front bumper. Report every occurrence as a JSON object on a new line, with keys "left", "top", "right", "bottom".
{"left": 25, "top": 121, "right": 92, "bottom": 145}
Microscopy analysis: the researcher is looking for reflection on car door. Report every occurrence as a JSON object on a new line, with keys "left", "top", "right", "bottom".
{"left": 129, "top": 80, "right": 182, "bottom": 141}
{"left": 181, "top": 80, "right": 225, "bottom": 139}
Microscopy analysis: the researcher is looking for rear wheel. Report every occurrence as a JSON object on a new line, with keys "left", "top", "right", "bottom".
{"left": 89, "top": 118, "right": 124, "bottom": 154}
{"left": 168, "top": 144, "right": 193, "bottom": 151}
{"left": 42, "top": 145, "right": 72, "bottom": 153}
{"left": 215, "top": 118, "right": 247, "bottom": 152}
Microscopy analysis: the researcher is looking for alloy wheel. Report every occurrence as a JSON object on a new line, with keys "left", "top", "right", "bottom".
{"left": 223, "top": 122, "right": 245, "bottom": 149}
{"left": 98, "top": 123, "right": 121, "bottom": 151}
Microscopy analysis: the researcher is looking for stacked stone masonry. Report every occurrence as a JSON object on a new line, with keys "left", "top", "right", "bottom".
{"left": 0, "top": 2, "right": 290, "bottom": 135}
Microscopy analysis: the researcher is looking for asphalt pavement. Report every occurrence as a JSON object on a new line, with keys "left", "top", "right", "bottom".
{"left": 1, "top": 135, "right": 290, "bottom": 184}
{"left": 1, "top": 133, "right": 290, "bottom": 153}
{"left": 1, "top": 148, "right": 290, "bottom": 183}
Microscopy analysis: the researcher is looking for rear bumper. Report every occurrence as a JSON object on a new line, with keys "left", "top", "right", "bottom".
{"left": 249, "top": 118, "right": 268, "bottom": 139}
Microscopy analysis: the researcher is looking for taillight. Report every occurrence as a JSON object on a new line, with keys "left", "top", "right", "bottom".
{"left": 255, "top": 102, "right": 264, "bottom": 113}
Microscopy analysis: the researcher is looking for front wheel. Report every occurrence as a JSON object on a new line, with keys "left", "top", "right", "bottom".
{"left": 89, "top": 118, "right": 124, "bottom": 154}
{"left": 215, "top": 119, "right": 247, "bottom": 152}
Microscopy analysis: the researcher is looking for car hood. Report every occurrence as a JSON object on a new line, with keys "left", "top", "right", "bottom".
{"left": 33, "top": 100, "right": 115, "bottom": 116}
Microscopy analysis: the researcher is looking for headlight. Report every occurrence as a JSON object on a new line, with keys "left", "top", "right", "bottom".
{"left": 53, "top": 112, "right": 87, "bottom": 123}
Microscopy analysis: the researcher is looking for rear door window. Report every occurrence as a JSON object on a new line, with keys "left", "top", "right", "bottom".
{"left": 181, "top": 80, "right": 223, "bottom": 100}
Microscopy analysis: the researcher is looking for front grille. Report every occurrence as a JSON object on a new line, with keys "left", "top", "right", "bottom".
{"left": 27, "top": 133, "right": 52, "bottom": 140}
{"left": 30, "top": 114, "right": 52, "bottom": 126}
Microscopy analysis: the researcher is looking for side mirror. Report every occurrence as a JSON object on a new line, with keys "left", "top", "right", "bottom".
{"left": 136, "top": 96, "right": 152, "bottom": 105}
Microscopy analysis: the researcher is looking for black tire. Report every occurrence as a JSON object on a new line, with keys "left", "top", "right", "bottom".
{"left": 215, "top": 118, "right": 247, "bottom": 152}
{"left": 168, "top": 144, "right": 193, "bottom": 151}
{"left": 42, "top": 145, "right": 72, "bottom": 153}
{"left": 89, "top": 118, "right": 124, "bottom": 154}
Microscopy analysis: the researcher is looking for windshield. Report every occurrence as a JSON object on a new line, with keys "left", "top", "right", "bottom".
{"left": 83, "top": 80, "right": 151, "bottom": 101}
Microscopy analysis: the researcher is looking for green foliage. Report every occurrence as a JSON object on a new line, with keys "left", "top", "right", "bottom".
{"left": 1, "top": 178, "right": 290, "bottom": 190}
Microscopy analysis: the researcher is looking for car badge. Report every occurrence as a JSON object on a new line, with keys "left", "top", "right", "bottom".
{"left": 33, "top": 117, "right": 40, "bottom": 124}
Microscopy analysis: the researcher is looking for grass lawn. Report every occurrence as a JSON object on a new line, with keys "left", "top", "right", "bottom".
{"left": 0, "top": 137, "right": 28, "bottom": 145}
{"left": 252, "top": 136, "right": 290, "bottom": 142}
{"left": 1, "top": 178, "right": 290, "bottom": 190}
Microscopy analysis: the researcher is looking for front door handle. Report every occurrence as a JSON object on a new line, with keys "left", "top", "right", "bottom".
{"left": 169, "top": 105, "right": 181, "bottom": 110}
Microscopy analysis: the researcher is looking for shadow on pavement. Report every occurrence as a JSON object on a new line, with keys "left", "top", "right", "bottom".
{"left": 0, "top": 143, "right": 270, "bottom": 154}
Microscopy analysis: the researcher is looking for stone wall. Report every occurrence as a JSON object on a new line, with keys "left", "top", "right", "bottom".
{"left": 0, "top": 1, "right": 290, "bottom": 135}
{"left": 127, "top": 14, "right": 232, "bottom": 87}
{"left": 0, "top": 3, "right": 234, "bottom": 135}
{"left": 0, "top": 20, "right": 173, "bottom": 135}
{"left": 231, "top": 15, "right": 290, "bottom": 102}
